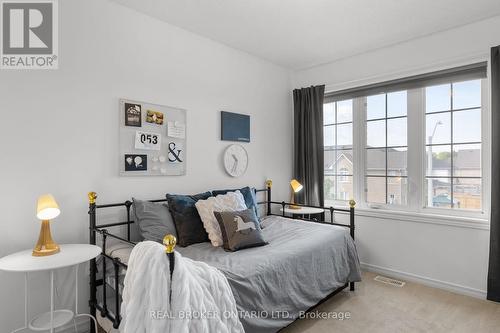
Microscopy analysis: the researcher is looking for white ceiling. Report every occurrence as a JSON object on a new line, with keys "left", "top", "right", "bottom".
{"left": 112, "top": 0, "right": 500, "bottom": 70}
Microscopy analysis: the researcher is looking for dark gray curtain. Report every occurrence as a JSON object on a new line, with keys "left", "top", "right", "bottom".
{"left": 488, "top": 46, "right": 500, "bottom": 302}
{"left": 293, "top": 85, "right": 325, "bottom": 206}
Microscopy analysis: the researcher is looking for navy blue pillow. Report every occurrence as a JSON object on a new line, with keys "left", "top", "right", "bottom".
{"left": 211, "top": 187, "right": 260, "bottom": 222}
{"left": 166, "top": 192, "right": 212, "bottom": 247}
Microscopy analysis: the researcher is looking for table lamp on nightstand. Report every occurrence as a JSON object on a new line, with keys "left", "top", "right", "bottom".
{"left": 289, "top": 179, "right": 303, "bottom": 209}
{"left": 33, "top": 194, "right": 61, "bottom": 256}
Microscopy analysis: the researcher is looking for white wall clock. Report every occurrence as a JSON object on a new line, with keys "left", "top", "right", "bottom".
{"left": 223, "top": 144, "right": 248, "bottom": 177}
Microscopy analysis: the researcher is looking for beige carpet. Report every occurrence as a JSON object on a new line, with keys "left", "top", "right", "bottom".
{"left": 98, "top": 271, "right": 500, "bottom": 333}
{"left": 282, "top": 271, "right": 500, "bottom": 333}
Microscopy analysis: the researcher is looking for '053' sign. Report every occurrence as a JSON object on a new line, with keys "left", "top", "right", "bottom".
{"left": 134, "top": 131, "right": 161, "bottom": 151}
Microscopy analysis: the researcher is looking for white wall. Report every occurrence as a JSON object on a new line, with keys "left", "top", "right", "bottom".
{"left": 0, "top": 0, "right": 292, "bottom": 331}
{"left": 293, "top": 15, "right": 500, "bottom": 298}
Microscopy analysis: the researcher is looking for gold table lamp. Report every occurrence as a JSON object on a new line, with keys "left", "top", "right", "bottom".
{"left": 289, "top": 179, "right": 303, "bottom": 209}
{"left": 33, "top": 194, "right": 60, "bottom": 256}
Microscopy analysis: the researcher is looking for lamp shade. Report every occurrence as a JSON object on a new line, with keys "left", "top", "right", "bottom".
{"left": 36, "top": 194, "right": 60, "bottom": 220}
{"left": 290, "top": 179, "right": 303, "bottom": 193}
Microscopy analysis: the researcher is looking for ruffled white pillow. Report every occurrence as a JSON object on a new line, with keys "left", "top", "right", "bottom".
{"left": 195, "top": 191, "right": 247, "bottom": 247}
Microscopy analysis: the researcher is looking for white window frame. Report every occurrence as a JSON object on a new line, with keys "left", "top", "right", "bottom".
{"left": 323, "top": 59, "right": 490, "bottom": 227}
{"left": 362, "top": 93, "right": 409, "bottom": 209}
{"left": 323, "top": 100, "right": 354, "bottom": 206}
{"left": 419, "top": 77, "right": 490, "bottom": 220}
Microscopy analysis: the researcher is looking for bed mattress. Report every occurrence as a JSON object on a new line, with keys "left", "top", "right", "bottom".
{"left": 101, "top": 215, "right": 361, "bottom": 333}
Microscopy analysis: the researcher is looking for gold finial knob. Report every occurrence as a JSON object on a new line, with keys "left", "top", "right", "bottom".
{"left": 266, "top": 180, "right": 273, "bottom": 188}
{"left": 88, "top": 192, "right": 97, "bottom": 204}
{"left": 163, "top": 234, "right": 177, "bottom": 254}
{"left": 349, "top": 199, "right": 356, "bottom": 208}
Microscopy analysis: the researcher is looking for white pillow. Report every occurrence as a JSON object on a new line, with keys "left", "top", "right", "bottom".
{"left": 195, "top": 191, "right": 247, "bottom": 247}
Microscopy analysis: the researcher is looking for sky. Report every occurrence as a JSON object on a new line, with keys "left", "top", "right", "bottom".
{"left": 324, "top": 79, "right": 481, "bottom": 151}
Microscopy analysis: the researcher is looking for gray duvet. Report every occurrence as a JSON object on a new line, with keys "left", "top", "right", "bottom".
{"left": 176, "top": 215, "right": 361, "bottom": 333}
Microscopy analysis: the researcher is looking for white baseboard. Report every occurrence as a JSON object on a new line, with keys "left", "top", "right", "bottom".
{"left": 360, "top": 262, "right": 487, "bottom": 300}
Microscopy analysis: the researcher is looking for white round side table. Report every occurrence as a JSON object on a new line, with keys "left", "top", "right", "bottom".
{"left": 280, "top": 206, "right": 325, "bottom": 219}
{"left": 0, "top": 244, "right": 101, "bottom": 333}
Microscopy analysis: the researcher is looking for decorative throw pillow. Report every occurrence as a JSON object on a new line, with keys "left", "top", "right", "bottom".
{"left": 132, "top": 198, "right": 177, "bottom": 243}
{"left": 166, "top": 192, "right": 212, "bottom": 247}
{"left": 212, "top": 187, "right": 260, "bottom": 222}
{"left": 195, "top": 191, "right": 248, "bottom": 247}
{"left": 214, "top": 208, "right": 267, "bottom": 252}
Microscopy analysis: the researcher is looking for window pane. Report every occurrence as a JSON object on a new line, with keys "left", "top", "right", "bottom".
{"left": 336, "top": 150, "right": 353, "bottom": 175}
{"left": 453, "top": 109, "right": 481, "bottom": 143}
{"left": 425, "top": 177, "right": 452, "bottom": 208}
{"left": 453, "top": 144, "right": 481, "bottom": 177}
{"left": 453, "top": 178, "right": 481, "bottom": 210}
{"left": 367, "top": 120, "right": 385, "bottom": 147}
{"left": 388, "top": 147, "right": 407, "bottom": 176}
{"left": 366, "top": 177, "right": 386, "bottom": 204}
{"left": 367, "top": 94, "right": 385, "bottom": 120}
{"left": 337, "top": 123, "right": 352, "bottom": 148}
{"left": 426, "top": 84, "right": 451, "bottom": 113}
{"left": 387, "top": 177, "right": 407, "bottom": 205}
{"left": 324, "top": 176, "right": 336, "bottom": 202}
{"left": 366, "top": 148, "right": 386, "bottom": 176}
{"left": 387, "top": 117, "right": 407, "bottom": 147}
{"left": 387, "top": 91, "right": 407, "bottom": 117}
{"left": 453, "top": 80, "right": 481, "bottom": 110}
{"left": 426, "top": 145, "right": 451, "bottom": 177}
{"left": 337, "top": 176, "right": 353, "bottom": 201}
{"left": 337, "top": 100, "right": 353, "bottom": 123}
{"left": 426, "top": 112, "right": 451, "bottom": 144}
{"left": 324, "top": 125, "right": 335, "bottom": 147}
{"left": 324, "top": 103, "right": 335, "bottom": 125}
{"left": 324, "top": 150, "right": 336, "bottom": 174}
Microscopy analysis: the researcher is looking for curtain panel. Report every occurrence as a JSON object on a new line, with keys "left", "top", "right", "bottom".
{"left": 293, "top": 85, "right": 325, "bottom": 206}
{"left": 488, "top": 46, "right": 500, "bottom": 302}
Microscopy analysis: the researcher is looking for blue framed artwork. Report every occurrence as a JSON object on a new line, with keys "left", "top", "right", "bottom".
{"left": 221, "top": 111, "right": 250, "bottom": 142}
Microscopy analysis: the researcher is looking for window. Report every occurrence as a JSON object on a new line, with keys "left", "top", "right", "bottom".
{"left": 425, "top": 80, "right": 482, "bottom": 210}
{"left": 365, "top": 91, "right": 408, "bottom": 205}
{"left": 322, "top": 62, "right": 487, "bottom": 218}
{"left": 339, "top": 168, "right": 349, "bottom": 182}
{"left": 323, "top": 99, "right": 353, "bottom": 204}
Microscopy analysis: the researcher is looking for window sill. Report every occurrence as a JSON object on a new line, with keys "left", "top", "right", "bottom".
{"left": 336, "top": 207, "right": 489, "bottom": 230}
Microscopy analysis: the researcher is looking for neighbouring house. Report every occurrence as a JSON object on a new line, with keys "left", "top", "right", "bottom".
{"left": 324, "top": 147, "right": 480, "bottom": 208}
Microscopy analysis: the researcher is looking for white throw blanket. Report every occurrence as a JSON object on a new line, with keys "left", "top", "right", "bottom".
{"left": 120, "top": 241, "right": 244, "bottom": 333}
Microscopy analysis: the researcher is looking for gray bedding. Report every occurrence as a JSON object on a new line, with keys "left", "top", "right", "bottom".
{"left": 102, "top": 215, "right": 361, "bottom": 333}
{"left": 177, "top": 215, "right": 361, "bottom": 333}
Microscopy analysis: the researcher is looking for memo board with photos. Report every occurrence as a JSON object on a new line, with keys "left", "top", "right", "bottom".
{"left": 119, "top": 98, "right": 187, "bottom": 176}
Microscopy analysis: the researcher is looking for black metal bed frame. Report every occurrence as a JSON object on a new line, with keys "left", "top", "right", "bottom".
{"left": 87, "top": 181, "right": 356, "bottom": 332}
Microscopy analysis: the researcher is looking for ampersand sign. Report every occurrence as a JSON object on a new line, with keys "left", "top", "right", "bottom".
{"left": 168, "top": 142, "right": 183, "bottom": 163}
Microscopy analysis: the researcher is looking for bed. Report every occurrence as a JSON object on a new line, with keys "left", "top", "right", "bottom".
{"left": 88, "top": 182, "right": 361, "bottom": 333}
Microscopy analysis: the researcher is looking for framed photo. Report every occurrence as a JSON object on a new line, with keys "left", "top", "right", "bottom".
{"left": 125, "top": 103, "right": 142, "bottom": 127}
{"left": 146, "top": 110, "right": 164, "bottom": 125}
{"left": 124, "top": 154, "right": 147, "bottom": 171}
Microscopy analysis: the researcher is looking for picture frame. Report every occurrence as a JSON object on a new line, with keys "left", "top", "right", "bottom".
{"left": 221, "top": 111, "right": 250, "bottom": 142}
{"left": 124, "top": 154, "right": 147, "bottom": 171}
{"left": 125, "top": 103, "right": 142, "bottom": 127}
{"left": 119, "top": 98, "right": 187, "bottom": 176}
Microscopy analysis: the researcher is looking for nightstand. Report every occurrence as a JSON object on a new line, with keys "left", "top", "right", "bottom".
{"left": 0, "top": 244, "right": 101, "bottom": 333}
{"left": 280, "top": 206, "right": 325, "bottom": 220}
